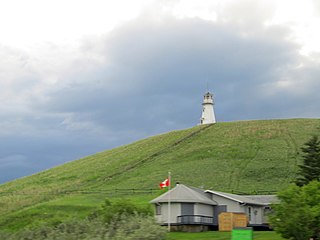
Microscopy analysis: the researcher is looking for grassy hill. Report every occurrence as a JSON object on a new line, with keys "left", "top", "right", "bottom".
{"left": 0, "top": 118, "right": 319, "bottom": 230}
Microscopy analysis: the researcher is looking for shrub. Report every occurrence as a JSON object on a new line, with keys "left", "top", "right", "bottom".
{"left": 270, "top": 181, "right": 320, "bottom": 240}
{"left": 90, "top": 198, "right": 153, "bottom": 223}
{"left": 0, "top": 199, "right": 165, "bottom": 240}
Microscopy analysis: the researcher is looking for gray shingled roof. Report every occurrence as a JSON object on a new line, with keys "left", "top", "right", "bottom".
{"left": 150, "top": 184, "right": 217, "bottom": 205}
{"left": 205, "top": 190, "right": 277, "bottom": 206}
{"left": 244, "top": 195, "right": 279, "bottom": 204}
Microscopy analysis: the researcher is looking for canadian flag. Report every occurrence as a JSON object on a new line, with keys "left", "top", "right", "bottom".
{"left": 159, "top": 178, "right": 170, "bottom": 189}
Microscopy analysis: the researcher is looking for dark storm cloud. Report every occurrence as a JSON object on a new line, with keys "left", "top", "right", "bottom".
{"left": 40, "top": 16, "right": 305, "bottom": 130}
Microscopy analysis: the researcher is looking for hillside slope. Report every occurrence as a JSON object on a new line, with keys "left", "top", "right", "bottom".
{"left": 0, "top": 118, "right": 319, "bottom": 230}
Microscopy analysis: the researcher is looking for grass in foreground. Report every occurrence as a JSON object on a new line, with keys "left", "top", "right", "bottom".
{"left": 167, "top": 231, "right": 284, "bottom": 240}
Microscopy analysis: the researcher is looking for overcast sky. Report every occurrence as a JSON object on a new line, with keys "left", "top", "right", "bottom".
{"left": 1, "top": 0, "right": 320, "bottom": 183}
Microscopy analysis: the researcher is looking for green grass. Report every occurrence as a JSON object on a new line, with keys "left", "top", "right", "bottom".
{"left": 167, "top": 231, "right": 284, "bottom": 240}
{"left": 0, "top": 118, "right": 319, "bottom": 230}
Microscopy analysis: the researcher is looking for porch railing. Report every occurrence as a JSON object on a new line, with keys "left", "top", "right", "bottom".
{"left": 177, "top": 215, "right": 214, "bottom": 225}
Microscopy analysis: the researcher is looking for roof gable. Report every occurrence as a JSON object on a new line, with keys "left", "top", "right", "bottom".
{"left": 150, "top": 184, "right": 217, "bottom": 206}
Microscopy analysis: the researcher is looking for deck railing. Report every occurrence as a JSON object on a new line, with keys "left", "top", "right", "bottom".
{"left": 177, "top": 215, "right": 214, "bottom": 225}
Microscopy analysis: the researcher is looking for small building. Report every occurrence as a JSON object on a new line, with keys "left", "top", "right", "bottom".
{"left": 150, "top": 184, "right": 277, "bottom": 231}
{"left": 205, "top": 190, "right": 276, "bottom": 227}
{"left": 150, "top": 183, "right": 217, "bottom": 232}
{"left": 200, "top": 91, "right": 216, "bottom": 125}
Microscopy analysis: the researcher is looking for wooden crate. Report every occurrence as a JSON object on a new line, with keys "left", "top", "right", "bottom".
{"left": 218, "top": 212, "right": 248, "bottom": 231}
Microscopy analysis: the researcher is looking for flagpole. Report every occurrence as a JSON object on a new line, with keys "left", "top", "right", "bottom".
{"left": 168, "top": 171, "right": 171, "bottom": 232}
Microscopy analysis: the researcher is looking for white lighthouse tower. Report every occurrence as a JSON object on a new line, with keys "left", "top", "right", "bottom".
{"left": 200, "top": 91, "right": 216, "bottom": 125}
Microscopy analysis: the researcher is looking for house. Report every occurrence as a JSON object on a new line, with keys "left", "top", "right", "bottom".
{"left": 150, "top": 183, "right": 217, "bottom": 232}
{"left": 150, "top": 183, "right": 277, "bottom": 231}
{"left": 205, "top": 189, "right": 277, "bottom": 227}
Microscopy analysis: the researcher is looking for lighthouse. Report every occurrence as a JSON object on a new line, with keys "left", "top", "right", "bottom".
{"left": 200, "top": 91, "right": 216, "bottom": 125}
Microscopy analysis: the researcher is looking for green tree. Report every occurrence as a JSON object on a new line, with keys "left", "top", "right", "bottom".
{"left": 296, "top": 136, "right": 320, "bottom": 186}
{"left": 270, "top": 181, "right": 320, "bottom": 240}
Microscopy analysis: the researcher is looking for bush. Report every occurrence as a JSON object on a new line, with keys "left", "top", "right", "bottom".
{"left": 0, "top": 199, "right": 165, "bottom": 240}
{"left": 0, "top": 215, "right": 166, "bottom": 240}
{"left": 90, "top": 198, "right": 153, "bottom": 223}
{"left": 107, "top": 214, "right": 166, "bottom": 240}
{"left": 270, "top": 181, "right": 320, "bottom": 240}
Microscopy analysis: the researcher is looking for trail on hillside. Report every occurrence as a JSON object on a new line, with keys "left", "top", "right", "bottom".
{"left": 233, "top": 147, "right": 260, "bottom": 191}
{"left": 99, "top": 124, "right": 215, "bottom": 184}
{"left": 282, "top": 128, "right": 300, "bottom": 182}
{"left": 0, "top": 124, "right": 215, "bottom": 216}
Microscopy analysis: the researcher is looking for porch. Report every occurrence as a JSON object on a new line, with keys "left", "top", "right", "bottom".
{"left": 177, "top": 215, "right": 215, "bottom": 225}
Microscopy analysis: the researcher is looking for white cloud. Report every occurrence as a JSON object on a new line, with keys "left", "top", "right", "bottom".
{"left": 0, "top": 0, "right": 151, "bottom": 47}
{"left": 267, "top": 0, "right": 320, "bottom": 55}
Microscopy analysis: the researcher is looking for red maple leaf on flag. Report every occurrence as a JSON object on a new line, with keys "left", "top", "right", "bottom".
{"left": 159, "top": 178, "right": 170, "bottom": 189}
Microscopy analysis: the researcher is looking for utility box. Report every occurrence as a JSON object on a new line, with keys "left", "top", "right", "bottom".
{"left": 218, "top": 212, "right": 248, "bottom": 231}
{"left": 231, "top": 227, "right": 253, "bottom": 240}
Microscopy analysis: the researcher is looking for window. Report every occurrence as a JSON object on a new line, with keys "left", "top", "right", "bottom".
{"left": 181, "top": 203, "right": 194, "bottom": 215}
{"left": 263, "top": 206, "right": 272, "bottom": 216}
{"left": 156, "top": 204, "right": 161, "bottom": 215}
{"left": 248, "top": 207, "right": 252, "bottom": 221}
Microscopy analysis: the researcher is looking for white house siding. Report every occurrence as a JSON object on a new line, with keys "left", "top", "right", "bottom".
{"left": 210, "top": 194, "right": 267, "bottom": 225}
{"left": 210, "top": 195, "right": 245, "bottom": 212}
{"left": 156, "top": 202, "right": 181, "bottom": 224}
{"left": 195, "top": 203, "right": 214, "bottom": 217}
{"left": 245, "top": 206, "right": 265, "bottom": 225}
